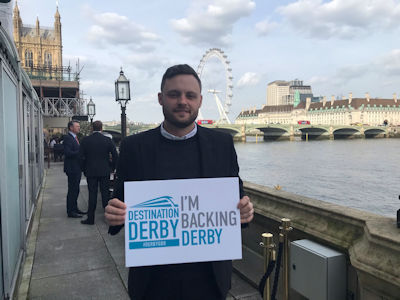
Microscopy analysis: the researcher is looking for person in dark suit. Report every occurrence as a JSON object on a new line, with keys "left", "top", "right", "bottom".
{"left": 79, "top": 120, "right": 118, "bottom": 225}
{"left": 64, "top": 120, "right": 85, "bottom": 218}
{"left": 105, "top": 64, "right": 254, "bottom": 300}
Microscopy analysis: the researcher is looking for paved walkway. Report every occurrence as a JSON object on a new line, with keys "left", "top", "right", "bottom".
{"left": 21, "top": 163, "right": 260, "bottom": 300}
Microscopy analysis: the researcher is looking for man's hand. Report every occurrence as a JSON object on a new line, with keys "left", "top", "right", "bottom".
{"left": 105, "top": 198, "right": 126, "bottom": 226}
{"left": 237, "top": 196, "right": 254, "bottom": 224}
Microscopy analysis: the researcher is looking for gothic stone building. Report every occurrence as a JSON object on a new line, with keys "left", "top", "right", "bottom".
{"left": 13, "top": 3, "right": 84, "bottom": 134}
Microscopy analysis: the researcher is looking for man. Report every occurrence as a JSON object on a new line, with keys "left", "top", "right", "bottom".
{"left": 79, "top": 120, "right": 118, "bottom": 225}
{"left": 53, "top": 138, "right": 64, "bottom": 162}
{"left": 105, "top": 64, "right": 254, "bottom": 300}
{"left": 64, "top": 120, "right": 85, "bottom": 218}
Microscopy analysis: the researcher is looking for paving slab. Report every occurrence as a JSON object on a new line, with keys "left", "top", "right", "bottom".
{"left": 29, "top": 267, "right": 130, "bottom": 300}
{"left": 32, "top": 243, "right": 114, "bottom": 280}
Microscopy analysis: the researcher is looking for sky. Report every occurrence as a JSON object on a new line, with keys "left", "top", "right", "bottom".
{"left": 14, "top": 0, "right": 400, "bottom": 123}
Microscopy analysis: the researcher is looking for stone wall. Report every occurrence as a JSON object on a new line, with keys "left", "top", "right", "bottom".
{"left": 234, "top": 182, "right": 400, "bottom": 300}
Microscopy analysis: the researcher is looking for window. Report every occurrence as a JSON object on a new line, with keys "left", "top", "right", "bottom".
{"left": 25, "top": 50, "right": 33, "bottom": 68}
{"left": 44, "top": 52, "right": 52, "bottom": 68}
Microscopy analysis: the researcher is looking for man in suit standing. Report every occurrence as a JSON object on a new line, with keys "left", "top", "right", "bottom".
{"left": 79, "top": 120, "right": 118, "bottom": 225}
{"left": 64, "top": 120, "right": 85, "bottom": 218}
{"left": 104, "top": 64, "right": 254, "bottom": 300}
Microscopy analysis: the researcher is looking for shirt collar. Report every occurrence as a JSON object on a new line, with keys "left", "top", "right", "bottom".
{"left": 69, "top": 131, "right": 77, "bottom": 139}
{"left": 160, "top": 122, "right": 197, "bottom": 141}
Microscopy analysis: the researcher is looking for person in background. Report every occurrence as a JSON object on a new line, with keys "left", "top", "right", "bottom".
{"left": 79, "top": 120, "right": 118, "bottom": 225}
{"left": 53, "top": 138, "right": 64, "bottom": 162}
{"left": 63, "top": 120, "right": 85, "bottom": 218}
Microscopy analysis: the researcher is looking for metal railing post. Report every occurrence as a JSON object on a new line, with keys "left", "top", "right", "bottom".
{"left": 260, "top": 233, "right": 276, "bottom": 300}
{"left": 280, "top": 218, "right": 293, "bottom": 300}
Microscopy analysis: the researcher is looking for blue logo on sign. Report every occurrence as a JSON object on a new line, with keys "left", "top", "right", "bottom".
{"left": 131, "top": 196, "right": 178, "bottom": 208}
{"left": 128, "top": 196, "right": 180, "bottom": 250}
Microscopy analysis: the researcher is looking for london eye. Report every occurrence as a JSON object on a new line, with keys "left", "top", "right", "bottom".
{"left": 197, "top": 48, "right": 233, "bottom": 124}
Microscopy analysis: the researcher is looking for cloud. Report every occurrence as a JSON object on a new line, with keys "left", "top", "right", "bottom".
{"left": 63, "top": 54, "right": 116, "bottom": 81}
{"left": 255, "top": 19, "right": 278, "bottom": 36}
{"left": 278, "top": 0, "right": 400, "bottom": 39}
{"left": 307, "top": 48, "right": 400, "bottom": 96}
{"left": 308, "top": 76, "right": 330, "bottom": 85}
{"left": 171, "top": 0, "right": 256, "bottom": 46}
{"left": 80, "top": 79, "right": 114, "bottom": 97}
{"left": 380, "top": 49, "right": 400, "bottom": 76}
{"left": 333, "top": 49, "right": 400, "bottom": 82}
{"left": 125, "top": 53, "right": 171, "bottom": 78}
{"left": 85, "top": 8, "right": 160, "bottom": 50}
{"left": 237, "top": 72, "right": 260, "bottom": 88}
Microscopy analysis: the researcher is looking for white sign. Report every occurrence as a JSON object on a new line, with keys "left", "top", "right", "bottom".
{"left": 124, "top": 177, "right": 242, "bottom": 267}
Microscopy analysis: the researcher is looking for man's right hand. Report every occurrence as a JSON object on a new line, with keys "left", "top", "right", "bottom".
{"left": 105, "top": 198, "right": 126, "bottom": 226}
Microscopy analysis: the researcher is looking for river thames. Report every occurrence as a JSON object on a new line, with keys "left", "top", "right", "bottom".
{"left": 235, "top": 138, "right": 399, "bottom": 217}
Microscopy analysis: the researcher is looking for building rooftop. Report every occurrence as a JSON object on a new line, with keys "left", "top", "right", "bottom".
{"left": 237, "top": 97, "right": 400, "bottom": 118}
{"left": 305, "top": 98, "right": 400, "bottom": 110}
{"left": 268, "top": 80, "right": 289, "bottom": 86}
{"left": 21, "top": 25, "right": 55, "bottom": 39}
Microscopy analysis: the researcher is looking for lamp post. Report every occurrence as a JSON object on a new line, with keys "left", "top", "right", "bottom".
{"left": 87, "top": 97, "right": 96, "bottom": 124}
{"left": 115, "top": 68, "right": 131, "bottom": 139}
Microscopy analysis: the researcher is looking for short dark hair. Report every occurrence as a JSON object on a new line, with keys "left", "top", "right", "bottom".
{"left": 67, "top": 120, "right": 79, "bottom": 131}
{"left": 92, "top": 120, "right": 102, "bottom": 131}
{"left": 160, "top": 64, "right": 202, "bottom": 92}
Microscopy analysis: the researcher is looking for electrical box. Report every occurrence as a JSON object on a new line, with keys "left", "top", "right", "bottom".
{"left": 290, "top": 239, "right": 346, "bottom": 300}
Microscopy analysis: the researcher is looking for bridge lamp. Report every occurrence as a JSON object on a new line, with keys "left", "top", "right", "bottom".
{"left": 87, "top": 97, "right": 96, "bottom": 125}
{"left": 115, "top": 68, "right": 131, "bottom": 139}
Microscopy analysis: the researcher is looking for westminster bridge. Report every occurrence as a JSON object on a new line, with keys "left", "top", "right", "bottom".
{"left": 104, "top": 123, "right": 399, "bottom": 142}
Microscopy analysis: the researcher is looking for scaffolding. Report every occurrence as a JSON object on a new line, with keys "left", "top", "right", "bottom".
{"left": 23, "top": 64, "right": 79, "bottom": 82}
{"left": 41, "top": 97, "right": 86, "bottom": 117}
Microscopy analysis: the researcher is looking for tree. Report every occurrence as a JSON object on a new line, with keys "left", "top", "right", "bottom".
{"left": 78, "top": 121, "right": 91, "bottom": 139}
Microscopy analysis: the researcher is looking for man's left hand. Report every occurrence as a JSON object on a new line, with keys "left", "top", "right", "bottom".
{"left": 237, "top": 196, "right": 254, "bottom": 224}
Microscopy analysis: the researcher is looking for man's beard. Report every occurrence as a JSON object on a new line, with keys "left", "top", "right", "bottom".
{"left": 163, "top": 106, "right": 198, "bottom": 128}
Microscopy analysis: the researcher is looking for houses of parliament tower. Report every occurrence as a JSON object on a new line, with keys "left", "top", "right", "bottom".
{"left": 12, "top": 1, "right": 85, "bottom": 133}
{"left": 13, "top": 2, "right": 62, "bottom": 76}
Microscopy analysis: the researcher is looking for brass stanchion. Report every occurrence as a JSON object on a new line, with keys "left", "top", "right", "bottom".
{"left": 260, "top": 233, "right": 276, "bottom": 300}
{"left": 280, "top": 218, "right": 293, "bottom": 300}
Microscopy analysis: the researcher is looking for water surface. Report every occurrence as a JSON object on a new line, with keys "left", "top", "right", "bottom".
{"left": 235, "top": 138, "right": 399, "bottom": 217}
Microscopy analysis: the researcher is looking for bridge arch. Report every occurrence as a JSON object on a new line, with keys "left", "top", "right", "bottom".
{"left": 332, "top": 128, "right": 361, "bottom": 139}
{"left": 298, "top": 127, "right": 328, "bottom": 140}
{"left": 210, "top": 127, "right": 240, "bottom": 136}
{"left": 257, "top": 126, "right": 290, "bottom": 141}
{"left": 364, "top": 128, "right": 386, "bottom": 138}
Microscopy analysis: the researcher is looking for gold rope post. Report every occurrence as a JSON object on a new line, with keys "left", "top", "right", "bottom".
{"left": 260, "top": 233, "right": 275, "bottom": 300}
{"left": 280, "top": 218, "right": 293, "bottom": 300}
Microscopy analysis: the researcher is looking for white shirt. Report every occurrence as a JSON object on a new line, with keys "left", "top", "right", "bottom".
{"left": 69, "top": 131, "right": 77, "bottom": 139}
{"left": 160, "top": 122, "right": 197, "bottom": 141}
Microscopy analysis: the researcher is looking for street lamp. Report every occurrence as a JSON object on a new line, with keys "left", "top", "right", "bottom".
{"left": 87, "top": 97, "right": 96, "bottom": 124}
{"left": 115, "top": 68, "right": 131, "bottom": 139}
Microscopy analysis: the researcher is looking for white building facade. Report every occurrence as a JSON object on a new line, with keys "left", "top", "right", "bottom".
{"left": 237, "top": 94, "right": 400, "bottom": 126}
{"left": 266, "top": 80, "right": 290, "bottom": 106}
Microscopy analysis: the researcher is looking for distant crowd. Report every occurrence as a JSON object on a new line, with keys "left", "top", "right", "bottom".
{"left": 47, "top": 136, "right": 65, "bottom": 162}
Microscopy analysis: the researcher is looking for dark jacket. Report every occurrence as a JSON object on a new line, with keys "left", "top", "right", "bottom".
{"left": 79, "top": 132, "right": 118, "bottom": 177}
{"left": 63, "top": 133, "right": 81, "bottom": 174}
{"left": 109, "top": 126, "right": 244, "bottom": 299}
